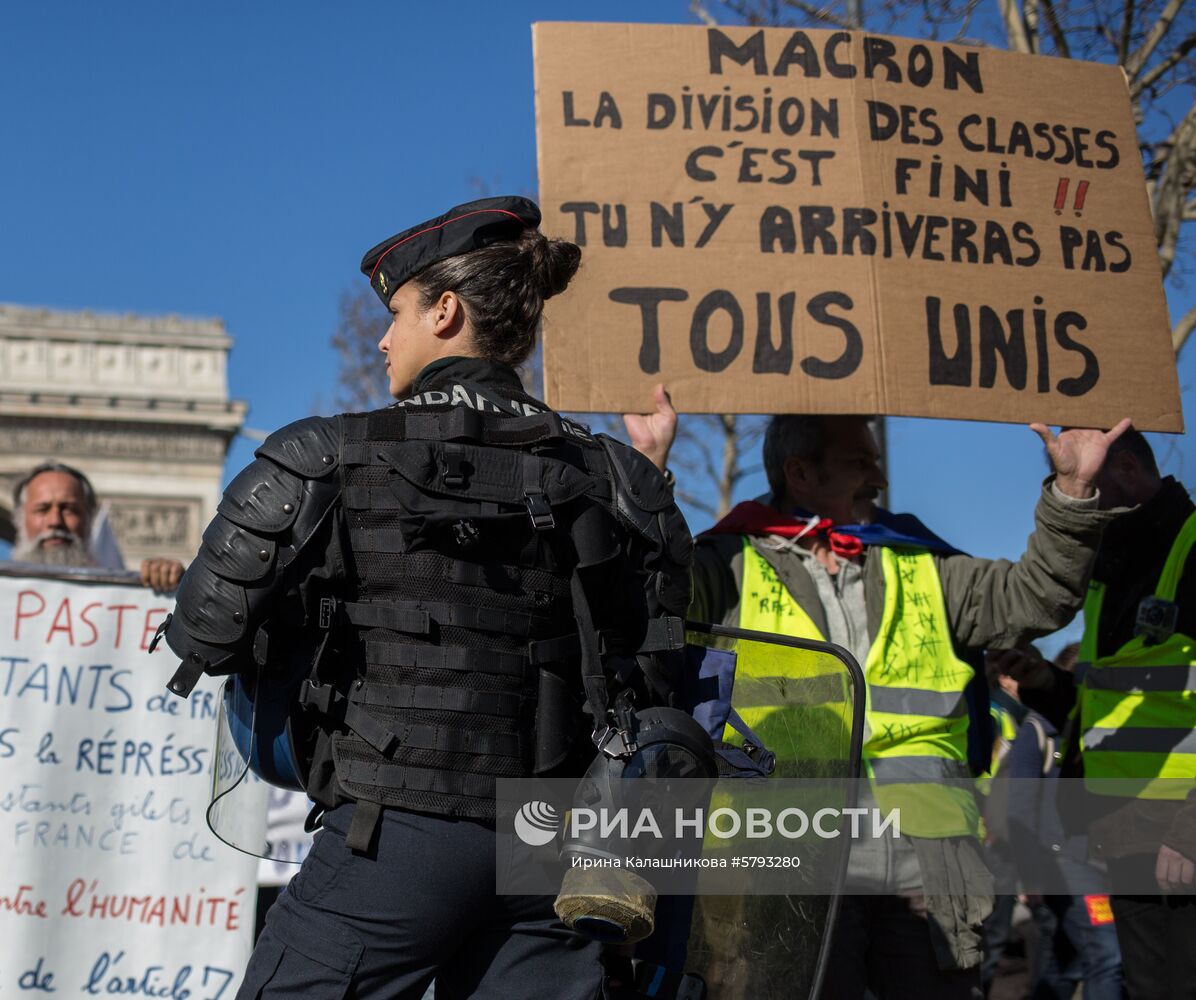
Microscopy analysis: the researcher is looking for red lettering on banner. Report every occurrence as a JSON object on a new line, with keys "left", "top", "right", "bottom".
{"left": 0, "top": 883, "right": 49, "bottom": 919}
{"left": 107, "top": 605, "right": 136, "bottom": 648}
{"left": 14, "top": 590, "right": 46, "bottom": 640}
{"left": 47, "top": 599, "right": 75, "bottom": 645}
{"left": 58, "top": 878, "right": 244, "bottom": 931}
{"left": 79, "top": 601, "right": 101, "bottom": 647}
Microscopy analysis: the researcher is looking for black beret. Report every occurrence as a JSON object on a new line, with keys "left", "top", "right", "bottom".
{"left": 360, "top": 195, "right": 542, "bottom": 305}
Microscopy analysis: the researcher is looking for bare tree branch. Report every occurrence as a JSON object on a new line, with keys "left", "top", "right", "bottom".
{"left": 1039, "top": 0, "right": 1073, "bottom": 56}
{"left": 1173, "top": 301, "right": 1196, "bottom": 352}
{"left": 1125, "top": 0, "right": 1187, "bottom": 80}
{"left": 1132, "top": 29, "right": 1196, "bottom": 97}
{"left": 998, "top": 0, "right": 1034, "bottom": 52}
{"left": 780, "top": 0, "right": 857, "bottom": 28}
{"left": 1119, "top": 0, "right": 1137, "bottom": 63}
{"left": 1154, "top": 103, "right": 1196, "bottom": 277}
{"left": 690, "top": 0, "right": 721, "bottom": 26}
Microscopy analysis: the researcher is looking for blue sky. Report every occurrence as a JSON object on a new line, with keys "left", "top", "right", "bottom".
{"left": 3, "top": 1, "right": 1192, "bottom": 655}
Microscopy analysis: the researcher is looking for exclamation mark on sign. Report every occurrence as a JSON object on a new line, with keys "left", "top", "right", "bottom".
{"left": 1054, "top": 178, "right": 1070, "bottom": 214}
{"left": 1072, "top": 180, "right": 1089, "bottom": 216}
{"left": 1055, "top": 178, "right": 1091, "bottom": 215}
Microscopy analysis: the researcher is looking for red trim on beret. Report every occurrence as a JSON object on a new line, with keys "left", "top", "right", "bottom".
{"left": 368, "top": 208, "right": 529, "bottom": 285}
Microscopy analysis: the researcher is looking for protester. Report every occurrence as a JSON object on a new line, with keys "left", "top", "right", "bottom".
{"left": 160, "top": 196, "right": 697, "bottom": 999}
{"left": 978, "top": 648, "right": 1033, "bottom": 998}
{"left": 9, "top": 461, "right": 184, "bottom": 590}
{"left": 1006, "top": 429, "right": 1196, "bottom": 1000}
{"left": 624, "top": 397, "right": 1130, "bottom": 1000}
{"left": 997, "top": 644, "right": 1123, "bottom": 1000}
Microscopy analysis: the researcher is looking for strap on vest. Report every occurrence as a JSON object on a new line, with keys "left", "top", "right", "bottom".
{"left": 571, "top": 567, "right": 610, "bottom": 730}
{"left": 333, "top": 598, "right": 549, "bottom": 638}
{"left": 346, "top": 799, "right": 382, "bottom": 854}
{"left": 299, "top": 680, "right": 400, "bottom": 756}
{"left": 523, "top": 452, "right": 555, "bottom": 531}
{"left": 357, "top": 407, "right": 575, "bottom": 451}
{"left": 637, "top": 616, "right": 686, "bottom": 653}
{"left": 366, "top": 640, "right": 530, "bottom": 678}
{"left": 336, "top": 758, "right": 497, "bottom": 801}
{"left": 351, "top": 681, "right": 524, "bottom": 716}
{"left": 528, "top": 632, "right": 581, "bottom": 665}
{"left": 167, "top": 648, "right": 207, "bottom": 698}
{"left": 299, "top": 680, "right": 524, "bottom": 755}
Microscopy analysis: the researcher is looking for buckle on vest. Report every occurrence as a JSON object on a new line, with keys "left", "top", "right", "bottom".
{"left": 524, "top": 490, "right": 554, "bottom": 530}
{"left": 318, "top": 598, "right": 337, "bottom": 630}
{"left": 442, "top": 448, "right": 470, "bottom": 489}
{"left": 299, "top": 679, "right": 335, "bottom": 715}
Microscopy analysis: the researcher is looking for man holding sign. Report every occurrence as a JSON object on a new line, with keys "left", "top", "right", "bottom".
{"left": 625, "top": 394, "right": 1129, "bottom": 998}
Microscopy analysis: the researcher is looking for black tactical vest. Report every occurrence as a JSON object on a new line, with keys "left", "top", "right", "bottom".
{"left": 307, "top": 361, "right": 665, "bottom": 823}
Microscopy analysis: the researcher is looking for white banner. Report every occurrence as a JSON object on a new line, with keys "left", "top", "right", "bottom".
{"left": 0, "top": 570, "right": 262, "bottom": 998}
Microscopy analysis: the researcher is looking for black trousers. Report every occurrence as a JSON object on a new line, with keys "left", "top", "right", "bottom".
{"left": 237, "top": 803, "right": 603, "bottom": 1000}
{"left": 1109, "top": 856, "right": 1196, "bottom": 1000}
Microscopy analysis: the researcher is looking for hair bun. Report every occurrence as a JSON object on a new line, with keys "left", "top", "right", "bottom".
{"left": 524, "top": 233, "right": 582, "bottom": 300}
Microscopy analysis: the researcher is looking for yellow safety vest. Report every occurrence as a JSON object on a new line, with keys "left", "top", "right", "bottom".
{"left": 738, "top": 538, "right": 978, "bottom": 836}
{"left": 976, "top": 701, "right": 1020, "bottom": 798}
{"left": 1078, "top": 511, "right": 1196, "bottom": 801}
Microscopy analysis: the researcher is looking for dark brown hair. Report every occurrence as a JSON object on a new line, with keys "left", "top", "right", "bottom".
{"left": 413, "top": 229, "right": 581, "bottom": 367}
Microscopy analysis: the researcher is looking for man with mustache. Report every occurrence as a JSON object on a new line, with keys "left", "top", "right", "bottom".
{"left": 625, "top": 397, "right": 1130, "bottom": 1000}
{"left": 10, "top": 462, "right": 184, "bottom": 591}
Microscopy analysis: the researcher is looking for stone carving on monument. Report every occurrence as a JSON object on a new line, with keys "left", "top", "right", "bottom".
{"left": 0, "top": 304, "right": 248, "bottom": 567}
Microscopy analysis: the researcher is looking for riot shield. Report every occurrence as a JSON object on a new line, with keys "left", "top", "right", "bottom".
{"left": 206, "top": 668, "right": 275, "bottom": 859}
{"left": 668, "top": 622, "right": 865, "bottom": 1000}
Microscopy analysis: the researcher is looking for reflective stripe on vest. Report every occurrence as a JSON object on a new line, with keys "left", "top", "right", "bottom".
{"left": 977, "top": 702, "right": 1021, "bottom": 798}
{"left": 1078, "top": 510, "right": 1196, "bottom": 801}
{"left": 738, "top": 539, "right": 977, "bottom": 836}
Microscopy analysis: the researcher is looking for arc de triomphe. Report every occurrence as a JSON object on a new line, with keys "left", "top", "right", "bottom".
{"left": 0, "top": 304, "right": 247, "bottom": 566}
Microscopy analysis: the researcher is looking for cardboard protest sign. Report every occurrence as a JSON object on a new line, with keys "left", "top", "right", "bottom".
{"left": 0, "top": 571, "right": 261, "bottom": 998}
{"left": 534, "top": 23, "right": 1182, "bottom": 431}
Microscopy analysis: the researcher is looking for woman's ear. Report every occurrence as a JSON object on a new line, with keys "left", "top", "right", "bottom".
{"left": 431, "top": 291, "right": 464, "bottom": 339}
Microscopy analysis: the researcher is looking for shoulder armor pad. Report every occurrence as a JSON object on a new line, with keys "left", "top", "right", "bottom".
{"left": 256, "top": 415, "right": 342, "bottom": 478}
{"left": 198, "top": 515, "right": 277, "bottom": 582}
{"left": 217, "top": 457, "right": 303, "bottom": 533}
{"left": 598, "top": 435, "right": 674, "bottom": 537}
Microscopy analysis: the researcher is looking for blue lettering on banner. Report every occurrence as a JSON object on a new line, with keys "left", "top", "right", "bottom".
{"left": 18, "top": 956, "right": 57, "bottom": 991}
{"left": 13, "top": 819, "right": 138, "bottom": 854}
{"left": 0, "top": 727, "right": 17, "bottom": 757}
{"left": 172, "top": 831, "right": 214, "bottom": 863}
{"left": 0, "top": 784, "right": 92, "bottom": 816}
{"left": 35, "top": 732, "right": 60, "bottom": 765}
{"left": 110, "top": 791, "right": 191, "bottom": 830}
{"left": 82, "top": 952, "right": 234, "bottom": 999}
{"left": 145, "top": 693, "right": 180, "bottom": 716}
{"left": 188, "top": 690, "right": 217, "bottom": 721}
{"left": 0, "top": 657, "right": 133, "bottom": 712}
{"left": 75, "top": 731, "right": 206, "bottom": 777}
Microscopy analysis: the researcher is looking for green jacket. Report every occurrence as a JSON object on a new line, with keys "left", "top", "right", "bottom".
{"left": 691, "top": 480, "right": 1117, "bottom": 650}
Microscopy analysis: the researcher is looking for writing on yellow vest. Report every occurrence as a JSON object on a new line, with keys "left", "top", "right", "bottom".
{"left": 738, "top": 538, "right": 977, "bottom": 837}
{"left": 1079, "top": 511, "right": 1196, "bottom": 801}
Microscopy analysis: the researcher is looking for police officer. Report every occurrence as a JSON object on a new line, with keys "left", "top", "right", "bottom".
{"left": 161, "top": 196, "right": 694, "bottom": 1000}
